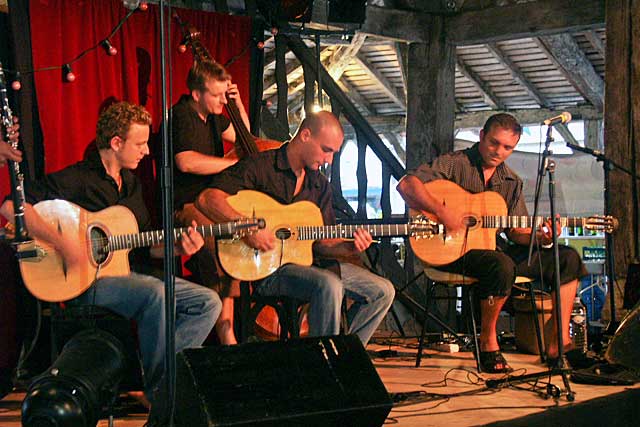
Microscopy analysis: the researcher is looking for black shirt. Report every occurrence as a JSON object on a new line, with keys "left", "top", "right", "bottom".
{"left": 171, "top": 95, "right": 231, "bottom": 209}
{"left": 209, "top": 143, "right": 335, "bottom": 226}
{"left": 25, "top": 149, "right": 152, "bottom": 270}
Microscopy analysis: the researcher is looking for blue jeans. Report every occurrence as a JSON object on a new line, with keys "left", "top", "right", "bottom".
{"left": 256, "top": 263, "right": 395, "bottom": 345}
{"left": 71, "top": 272, "right": 221, "bottom": 402}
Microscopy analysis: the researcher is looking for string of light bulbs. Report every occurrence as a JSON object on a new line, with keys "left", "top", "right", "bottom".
{"left": 4, "top": 1, "right": 268, "bottom": 93}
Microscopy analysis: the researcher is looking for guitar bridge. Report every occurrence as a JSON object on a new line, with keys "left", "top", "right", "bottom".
{"left": 14, "top": 241, "right": 46, "bottom": 262}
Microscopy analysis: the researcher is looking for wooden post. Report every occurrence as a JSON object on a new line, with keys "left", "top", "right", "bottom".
{"left": 605, "top": 0, "right": 640, "bottom": 275}
{"left": 405, "top": 16, "right": 455, "bottom": 169}
{"left": 274, "top": 34, "right": 289, "bottom": 131}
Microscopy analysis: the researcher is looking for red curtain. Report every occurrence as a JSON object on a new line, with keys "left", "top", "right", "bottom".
{"left": 28, "top": 0, "right": 251, "bottom": 174}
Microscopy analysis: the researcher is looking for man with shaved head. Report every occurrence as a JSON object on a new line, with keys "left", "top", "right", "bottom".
{"left": 196, "top": 110, "right": 395, "bottom": 345}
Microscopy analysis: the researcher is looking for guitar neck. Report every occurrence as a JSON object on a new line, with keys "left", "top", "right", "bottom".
{"left": 482, "top": 216, "right": 588, "bottom": 229}
{"left": 297, "top": 224, "right": 411, "bottom": 240}
{"left": 106, "top": 223, "right": 238, "bottom": 252}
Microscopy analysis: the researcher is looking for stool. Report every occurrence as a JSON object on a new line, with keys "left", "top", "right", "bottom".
{"left": 415, "top": 268, "right": 481, "bottom": 369}
{"left": 238, "top": 281, "right": 307, "bottom": 342}
{"left": 416, "top": 269, "right": 541, "bottom": 372}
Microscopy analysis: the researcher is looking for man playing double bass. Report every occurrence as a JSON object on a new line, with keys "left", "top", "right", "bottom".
{"left": 171, "top": 59, "right": 249, "bottom": 344}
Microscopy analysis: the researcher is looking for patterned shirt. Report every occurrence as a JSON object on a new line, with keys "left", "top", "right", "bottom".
{"left": 407, "top": 143, "right": 528, "bottom": 216}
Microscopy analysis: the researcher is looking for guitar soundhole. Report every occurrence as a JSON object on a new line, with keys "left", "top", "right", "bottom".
{"left": 274, "top": 228, "right": 292, "bottom": 241}
{"left": 90, "top": 226, "right": 109, "bottom": 265}
{"left": 464, "top": 216, "right": 478, "bottom": 228}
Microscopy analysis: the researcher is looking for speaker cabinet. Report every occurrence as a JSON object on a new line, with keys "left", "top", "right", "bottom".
{"left": 176, "top": 335, "right": 392, "bottom": 426}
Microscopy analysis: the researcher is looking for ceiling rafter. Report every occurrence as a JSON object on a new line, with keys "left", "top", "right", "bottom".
{"left": 536, "top": 34, "right": 605, "bottom": 112}
{"left": 485, "top": 42, "right": 552, "bottom": 108}
{"left": 455, "top": 57, "right": 504, "bottom": 110}
{"left": 584, "top": 30, "right": 606, "bottom": 57}
{"left": 353, "top": 52, "right": 406, "bottom": 109}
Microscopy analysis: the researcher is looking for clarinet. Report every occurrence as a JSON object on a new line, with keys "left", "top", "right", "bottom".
{"left": 0, "top": 61, "right": 31, "bottom": 243}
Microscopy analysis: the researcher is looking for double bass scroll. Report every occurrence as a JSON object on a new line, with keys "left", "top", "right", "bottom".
{"left": 174, "top": 15, "right": 282, "bottom": 159}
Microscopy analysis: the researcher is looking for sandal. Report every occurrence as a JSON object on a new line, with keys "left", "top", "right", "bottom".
{"left": 477, "top": 350, "right": 513, "bottom": 373}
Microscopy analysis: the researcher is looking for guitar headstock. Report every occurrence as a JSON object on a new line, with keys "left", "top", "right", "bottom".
{"left": 585, "top": 215, "right": 619, "bottom": 234}
{"left": 409, "top": 215, "right": 439, "bottom": 239}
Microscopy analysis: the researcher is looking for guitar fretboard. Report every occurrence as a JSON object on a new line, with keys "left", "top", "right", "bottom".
{"left": 104, "top": 223, "right": 241, "bottom": 252}
{"left": 297, "top": 224, "right": 411, "bottom": 240}
{"left": 482, "top": 216, "right": 589, "bottom": 229}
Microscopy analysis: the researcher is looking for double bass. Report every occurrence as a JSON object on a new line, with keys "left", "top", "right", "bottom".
{"left": 176, "top": 18, "right": 299, "bottom": 339}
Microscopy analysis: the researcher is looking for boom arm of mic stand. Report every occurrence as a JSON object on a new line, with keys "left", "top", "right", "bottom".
{"left": 566, "top": 142, "right": 640, "bottom": 331}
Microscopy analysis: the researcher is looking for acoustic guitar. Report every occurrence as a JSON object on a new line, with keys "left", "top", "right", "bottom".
{"left": 216, "top": 190, "right": 437, "bottom": 281}
{"left": 409, "top": 180, "right": 618, "bottom": 266}
{"left": 15, "top": 200, "right": 264, "bottom": 302}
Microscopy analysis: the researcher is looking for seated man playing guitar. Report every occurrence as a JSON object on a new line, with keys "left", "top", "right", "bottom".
{"left": 0, "top": 102, "right": 221, "bottom": 426}
{"left": 195, "top": 111, "right": 395, "bottom": 346}
{"left": 397, "top": 113, "right": 587, "bottom": 373}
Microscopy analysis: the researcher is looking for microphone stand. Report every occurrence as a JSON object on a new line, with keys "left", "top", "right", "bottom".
{"left": 486, "top": 124, "right": 575, "bottom": 401}
{"left": 566, "top": 142, "right": 640, "bottom": 334}
{"left": 158, "top": 1, "right": 177, "bottom": 425}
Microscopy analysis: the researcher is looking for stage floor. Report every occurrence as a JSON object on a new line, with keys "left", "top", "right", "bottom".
{"left": 2, "top": 337, "right": 638, "bottom": 426}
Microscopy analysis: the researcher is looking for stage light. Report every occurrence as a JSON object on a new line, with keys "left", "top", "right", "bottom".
{"left": 62, "top": 64, "right": 75, "bottom": 83}
{"left": 21, "top": 329, "right": 127, "bottom": 427}
{"left": 138, "top": 1, "right": 148, "bottom": 11}
{"left": 101, "top": 40, "right": 118, "bottom": 56}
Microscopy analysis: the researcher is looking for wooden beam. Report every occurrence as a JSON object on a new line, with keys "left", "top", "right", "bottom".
{"left": 286, "top": 34, "right": 406, "bottom": 179}
{"left": 264, "top": 56, "right": 301, "bottom": 93}
{"left": 447, "top": 0, "right": 605, "bottom": 45}
{"left": 456, "top": 57, "right": 503, "bottom": 109}
{"left": 584, "top": 119, "right": 603, "bottom": 150}
{"left": 536, "top": 34, "right": 605, "bottom": 112}
{"left": 455, "top": 106, "right": 600, "bottom": 128}
{"left": 383, "top": 132, "right": 406, "bottom": 164}
{"left": 555, "top": 123, "right": 579, "bottom": 146}
{"left": 393, "top": 42, "right": 409, "bottom": 99}
{"left": 275, "top": 34, "right": 289, "bottom": 132}
{"left": 584, "top": 30, "right": 606, "bottom": 57}
{"left": 326, "top": 33, "right": 367, "bottom": 81}
{"left": 360, "top": 5, "right": 431, "bottom": 43}
{"left": 605, "top": 0, "right": 640, "bottom": 267}
{"left": 336, "top": 78, "right": 374, "bottom": 115}
{"left": 406, "top": 15, "right": 455, "bottom": 168}
{"left": 264, "top": 47, "right": 331, "bottom": 93}
{"left": 485, "top": 42, "right": 552, "bottom": 108}
{"left": 260, "top": 106, "right": 291, "bottom": 141}
{"left": 354, "top": 53, "right": 406, "bottom": 109}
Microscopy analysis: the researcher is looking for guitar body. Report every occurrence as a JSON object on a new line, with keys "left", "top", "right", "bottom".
{"left": 18, "top": 200, "right": 136, "bottom": 302}
{"left": 409, "top": 180, "right": 507, "bottom": 266}
{"left": 217, "top": 190, "right": 323, "bottom": 281}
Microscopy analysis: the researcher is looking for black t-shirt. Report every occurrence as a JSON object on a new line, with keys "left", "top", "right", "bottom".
{"left": 209, "top": 143, "right": 335, "bottom": 225}
{"left": 25, "top": 149, "right": 152, "bottom": 270}
{"left": 171, "top": 95, "right": 231, "bottom": 209}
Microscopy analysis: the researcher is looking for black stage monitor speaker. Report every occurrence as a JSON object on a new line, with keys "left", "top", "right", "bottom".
{"left": 176, "top": 334, "right": 392, "bottom": 426}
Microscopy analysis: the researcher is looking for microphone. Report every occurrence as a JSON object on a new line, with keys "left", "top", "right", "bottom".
{"left": 542, "top": 112, "right": 572, "bottom": 126}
